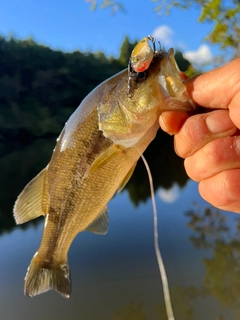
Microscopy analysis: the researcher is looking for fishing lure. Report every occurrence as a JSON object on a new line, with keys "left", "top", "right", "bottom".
{"left": 127, "top": 35, "right": 163, "bottom": 96}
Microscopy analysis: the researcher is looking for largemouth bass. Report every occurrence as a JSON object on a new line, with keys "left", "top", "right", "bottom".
{"left": 14, "top": 38, "right": 195, "bottom": 298}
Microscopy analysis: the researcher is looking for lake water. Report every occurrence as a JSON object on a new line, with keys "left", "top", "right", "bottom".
{"left": 1, "top": 170, "right": 239, "bottom": 319}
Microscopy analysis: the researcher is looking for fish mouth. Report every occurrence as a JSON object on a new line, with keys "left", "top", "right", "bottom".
{"left": 157, "top": 48, "right": 196, "bottom": 110}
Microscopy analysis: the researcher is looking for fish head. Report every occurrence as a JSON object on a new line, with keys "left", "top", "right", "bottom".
{"left": 98, "top": 44, "right": 196, "bottom": 148}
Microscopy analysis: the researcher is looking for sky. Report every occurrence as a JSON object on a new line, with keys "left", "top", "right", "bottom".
{"left": 0, "top": 0, "right": 219, "bottom": 67}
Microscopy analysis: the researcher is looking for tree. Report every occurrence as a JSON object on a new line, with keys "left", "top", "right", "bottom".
{"left": 174, "top": 50, "right": 190, "bottom": 71}
{"left": 85, "top": 0, "right": 240, "bottom": 59}
{"left": 85, "top": 0, "right": 124, "bottom": 13}
{"left": 118, "top": 36, "right": 138, "bottom": 66}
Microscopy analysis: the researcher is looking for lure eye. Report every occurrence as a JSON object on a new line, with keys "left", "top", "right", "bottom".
{"left": 131, "top": 56, "right": 139, "bottom": 64}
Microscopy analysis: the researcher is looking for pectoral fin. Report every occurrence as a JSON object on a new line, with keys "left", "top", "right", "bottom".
{"left": 85, "top": 208, "right": 108, "bottom": 235}
{"left": 118, "top": 162, "right": 137, "bottom": 192}
{"left": 14, "top": 168, "right": 49, "bottom": 224}
{"left": 85, "top": 144, "right": 124, "bottom": 178}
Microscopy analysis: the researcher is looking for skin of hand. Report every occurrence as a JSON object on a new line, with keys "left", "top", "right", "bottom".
{"left": 159, "top": 58, "right": 240, "bottom": 213}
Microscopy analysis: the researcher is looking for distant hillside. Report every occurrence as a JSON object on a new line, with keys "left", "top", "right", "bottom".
{"left": 0, "top": 35, "right": 191, "bottom": 151}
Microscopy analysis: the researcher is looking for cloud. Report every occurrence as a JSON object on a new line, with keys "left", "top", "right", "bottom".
{"left": 152, "top": 25, "right": 174, "bottom": 47}
{"left": 151, "top": 27, "right": 213, "bottom": 65}
{"left": 183, "top": 45, "right": 213, "bottom": 64}
{"left": 158, "top": 184, "right": 180, "bottom": 203}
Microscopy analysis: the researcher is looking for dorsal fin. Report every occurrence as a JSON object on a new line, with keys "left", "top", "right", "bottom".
{"left": 85, "top": 208, "right": 108, "bottom": 235}
{"left": 14, "top": 168, "right": 49, "bottom": 224}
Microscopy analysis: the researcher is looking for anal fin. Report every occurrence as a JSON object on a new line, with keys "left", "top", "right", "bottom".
{"left": 14, "top": 168, "right": 49, "bottom": 224}
{"left": 85, "top": 208, "right": 108, "bottom": 235}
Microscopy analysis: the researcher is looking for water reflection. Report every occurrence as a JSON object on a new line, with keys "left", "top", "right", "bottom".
{"left": 1, "top": 116, "right": 239, "bottom": 319}
{"left": 0, "top": 138, "right": 55, "bottom": 233}
{"left": 186, "top": 205, "right": 240, "bottom": 317}
{"left": 126, "top": 130, "right": 188, "bottom": 206}
{"left": 0, "top": 178, "right": 239, "bottom": 319}
{"left": 113, "top": 301, "right": 146, "bottom": 320}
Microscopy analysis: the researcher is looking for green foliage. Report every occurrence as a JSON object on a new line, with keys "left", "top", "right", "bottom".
{"left": 174, "top": 50, "right": 190, "bottom": 71}
{"left": 85, "top": 0, "right": 124, "bottom": 14}
{"left": 0, "top": 36, "right": 123, "bottom": 142}
{"left": 118, "top": 36, "right": 138, "bottom": 66}
{"left": 198, "top": 0, "right": 240, "bottom": 55}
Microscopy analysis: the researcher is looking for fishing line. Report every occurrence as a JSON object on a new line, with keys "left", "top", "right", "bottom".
{"left": 139, "top": 151, "right": 175, "bottom": 320}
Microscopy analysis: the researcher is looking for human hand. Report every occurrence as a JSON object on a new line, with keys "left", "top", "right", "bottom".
{"left": 159, "top": 58, "right": 240, "bottom": 213}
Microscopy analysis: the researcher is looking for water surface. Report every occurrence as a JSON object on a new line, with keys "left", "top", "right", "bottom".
{"left": 1, "top": 178, "right": 239, "bottom": 320}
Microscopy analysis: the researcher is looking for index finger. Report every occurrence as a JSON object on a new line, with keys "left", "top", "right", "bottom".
{"left": 185, "top": 58, "right": 240, "bottom": 110}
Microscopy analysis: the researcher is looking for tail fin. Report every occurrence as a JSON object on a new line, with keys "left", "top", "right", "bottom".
{"left": 24, "top": 255, "right": 71, "bottom": 298}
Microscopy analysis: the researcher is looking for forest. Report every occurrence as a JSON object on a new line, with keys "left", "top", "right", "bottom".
{"left": 0, "top": 35, "right": 191, "bottom": 146}
{"left": 0, "top": 35, "right": 191, "bottom": 233}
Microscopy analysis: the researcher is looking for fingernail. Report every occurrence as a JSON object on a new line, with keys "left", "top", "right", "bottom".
{"left": 206, "top": 111, "right": 235, "bottom": 134}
